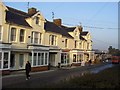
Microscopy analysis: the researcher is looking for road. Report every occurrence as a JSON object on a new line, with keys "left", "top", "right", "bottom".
{"left": 2, "top": 62, "right": 114, "bottom": 89}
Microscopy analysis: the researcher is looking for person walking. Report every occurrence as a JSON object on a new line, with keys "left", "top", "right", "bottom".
{"left": 89, "top": 59, "right": 92, "bottom": 66}
{"left": 25, "top": 61, "right": 31, "bottom": 80}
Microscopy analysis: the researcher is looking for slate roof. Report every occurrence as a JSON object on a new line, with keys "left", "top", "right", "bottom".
{"left": 79, "top": 35, "right": 87, "bottom": 41}
{"left": 80, "top": 31, "right": 88, "bottom": 36}
{"left": 6, "top": 6, "right": 32, "bottom": 28}
{"left": 44, "top": 21, "right": 73, "bottom": 38}
{"left": 61, "top": 25, "right": 76, "bottom": 32}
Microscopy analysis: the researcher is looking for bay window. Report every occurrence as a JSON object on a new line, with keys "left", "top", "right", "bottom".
{"left": 3, "top": 53, "right": 9, "bottom": 68}
{"left": 0, "top": 51, "right": 10, "bottom": 69}
{"left": 31, "top": 31, "right": 42, "bottom": 44}
{"left": 32, "top": 52, "right": 48, "bottom": 67}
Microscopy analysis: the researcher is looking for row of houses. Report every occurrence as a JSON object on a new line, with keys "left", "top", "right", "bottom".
{"left": 0, "top": 2, "right": 94, "bottom": 74}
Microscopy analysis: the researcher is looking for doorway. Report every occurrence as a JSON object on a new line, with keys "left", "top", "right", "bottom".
{"left": 10, "top": 54, "right": 15, "bottom": 69}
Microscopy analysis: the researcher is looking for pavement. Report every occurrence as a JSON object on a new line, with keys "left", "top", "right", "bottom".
{"left": 2, "top": 62, "right": 112, "bottom": 89}
{"left": 2, "top": 65, "right": 79, "bottom": 78}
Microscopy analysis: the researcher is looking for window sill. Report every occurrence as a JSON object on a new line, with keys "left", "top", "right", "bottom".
{"left": 19, "top": 42, "right": 25, "bottom": 44}
{"left": 11, "top": 41, "right": 18, "bottom": 44}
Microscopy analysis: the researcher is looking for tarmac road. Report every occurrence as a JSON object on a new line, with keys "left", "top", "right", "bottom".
{"left": 2, "top": 62, "right": 114, "bottom": 89}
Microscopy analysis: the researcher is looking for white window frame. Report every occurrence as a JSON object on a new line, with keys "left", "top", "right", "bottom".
{"left": 32, "top": 51, "right": 49, "bottom": 67}
{"left": 0, "top": 51, "right": 10, "bottom": 70}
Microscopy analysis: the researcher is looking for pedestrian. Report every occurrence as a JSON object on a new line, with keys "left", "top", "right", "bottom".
{"left": 89, "top": 59, "right": 92, "bottom": 66}
{"left": 25, "top": 61, "right": 31, "bottom": 80}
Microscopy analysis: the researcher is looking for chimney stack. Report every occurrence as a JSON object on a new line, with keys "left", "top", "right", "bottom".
{"left": 28, "top": 7, "right": 37, "bottom": 16}
{"left": 53, "top": 19, "right": 62, "bottom": 26}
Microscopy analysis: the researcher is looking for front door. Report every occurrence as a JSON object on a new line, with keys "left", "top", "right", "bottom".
{"left": 19, "top": 54, "right": 24, "bottom": 69}
{"left": 49, "top": 53, "right": 56, "bottom": 67}
{"left": 10, "top": 54, "right": 15, "bottom": 69}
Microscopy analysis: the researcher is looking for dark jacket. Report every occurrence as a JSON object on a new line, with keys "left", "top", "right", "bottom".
{"left": 25, "top": 62, "right": 31, "bottom": 72}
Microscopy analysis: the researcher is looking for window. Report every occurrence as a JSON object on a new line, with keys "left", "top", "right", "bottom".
{"left": 32, "top": 52, "right": 48, "bottom": 67}
{"left": 31, "top": 32, "right": 42, "bottom": 44}
{"left": 75, "top": 41, "right": 77, "bottom": 48}
{"left": 65, "top": 39, "right": 68, "bottom": 48}
{"left": 0, "top": 52, "right": 2, "bottom": 69}
{"left": 3, "top": 53, "right": 8, "bottom": 68}
{"left": 45, "top": 53, "right": 48, "bottom": 64}
{"left": 34, "top": 32, "right": 39, "bottom": 44}
{"left": 79, "top": 54, "right": 83, "bottom": 62}
{"left": 31, "top": 32, "right": 34, "bottom": 43}
{"left": 38, "top": 53, "right": 41, "bottom": 65}
{"left": 19, "top": 54, "right": 24, "bottom": 68}
{"left": 61, "top": 53, "right": 69, "bottom": 64}
{"left": 49, "top": 35, "right": 57, "bottom": 45}
{"left": 41, "top": 53, "right": 44, "bottom": 65}
{"left": 87, "top": 43, "right": 89, "bottom": 50}
{"left": 0, "top": 26, "right": 2, "bottom": 41}
{"left": 39, "top": 33, "right": 42, "bottom": 44}
{"left": 11, "top": 28, "right": 16, "bottom": 41}
{"left": 36, "top": 17, "right": 39, "bottom": 24}
{"left": 33, "top": 53, "right": 37, "bottom": 66}
{"left": 20, "top": 29, "right": 25, "bottom": 42}
{"left": 73, "top": 54, "right": 76, "bottom": 62}
{"left": 51, "top": 35, "right": 54, "bottom": 45}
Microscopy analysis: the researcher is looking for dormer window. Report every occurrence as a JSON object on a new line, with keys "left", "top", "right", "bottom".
{"left": 36, "top": 17, "right": 39, "bottom": 25}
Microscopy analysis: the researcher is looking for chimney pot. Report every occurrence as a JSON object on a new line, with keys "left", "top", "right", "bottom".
{"left": 28, "top": 7, "right": 37, "bottom": 16}
{"left": 53, "top": 19, "right": 62, "bottom": 26}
